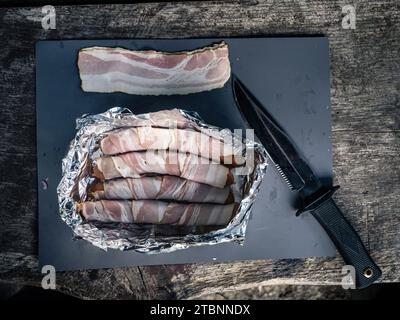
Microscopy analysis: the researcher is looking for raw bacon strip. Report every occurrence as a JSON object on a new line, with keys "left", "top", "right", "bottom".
{"left": 93, "top": 150, "right": 234, "bottom": 188}
{"left": 78, "top": 42, "right": 231, "bottom": 95}
{"left": 78, "top": 200, "right": 236, "bottom": 226}
{"left": 100, "top": 126, "right": 244, "bottom": 166}
{"left": 90, "top": 176, "right": 233, "bottom": 204}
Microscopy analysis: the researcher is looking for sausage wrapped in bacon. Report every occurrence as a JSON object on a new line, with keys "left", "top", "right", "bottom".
{"left": 93, "top": 150, "right": 234, "bottom": 188}
{"left": 90, "top": 175, "right": 233, "bottom": 204}
{"left": 100, "top": 126, "right": 244, "bottom": 166}
{"left": 78, "top": 200, "right": 237, "bottom": 226}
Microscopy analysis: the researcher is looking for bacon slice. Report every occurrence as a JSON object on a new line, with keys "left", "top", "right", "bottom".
{"left": 100, "top": 126, "right": 244, "bottom": 166}
{"left": 78, "top": 200, "right": 236, "bottom": 226}
{"left": 90, "top": 176, "right": 233, "bottom": 204}
{"left": 93, "top": 150, "right": 234, "bottom": 188}
{"left": 78, "top": 42, "right": 231, "bottom": 95}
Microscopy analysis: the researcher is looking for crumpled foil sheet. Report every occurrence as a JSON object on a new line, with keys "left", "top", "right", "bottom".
{"left": 57, "top": 107, "right": 268, "bottom": 253}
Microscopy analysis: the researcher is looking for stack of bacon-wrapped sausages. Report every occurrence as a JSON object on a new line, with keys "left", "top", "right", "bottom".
{"left": 78, "top": 109, "right": 244, "bottom": 227}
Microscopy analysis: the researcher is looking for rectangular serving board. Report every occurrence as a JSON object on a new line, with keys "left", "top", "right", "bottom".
{"left": 36, "top": 37, "right": 336, "bottom": 271}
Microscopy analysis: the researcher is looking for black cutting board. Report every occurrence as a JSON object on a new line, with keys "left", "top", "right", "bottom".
{"left": 36, "top": 37, "right": 335, "bottom": 271}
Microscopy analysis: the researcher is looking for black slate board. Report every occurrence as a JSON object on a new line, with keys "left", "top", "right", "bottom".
{"left": 36, "top": 37, "right": 336, "bottom": 271}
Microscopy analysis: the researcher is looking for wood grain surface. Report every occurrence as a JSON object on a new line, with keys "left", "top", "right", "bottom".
{"left": 0, "top": 1, "right": 399, "bottom": 299}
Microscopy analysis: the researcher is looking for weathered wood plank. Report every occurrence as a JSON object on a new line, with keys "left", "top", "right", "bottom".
{"left": 2, "top": 249, "right": 399, "bottom": 299}
{"left": 0, "top": 1, "right": 399, "bottom": 299}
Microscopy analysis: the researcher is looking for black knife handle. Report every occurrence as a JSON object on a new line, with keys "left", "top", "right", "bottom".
{"left": 310, "top": 196, "right": 382, "bottom": 289}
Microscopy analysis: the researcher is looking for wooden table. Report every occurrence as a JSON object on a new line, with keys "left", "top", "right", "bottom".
{"left": 0, "top": 1, "right": 399, "bottom": 299}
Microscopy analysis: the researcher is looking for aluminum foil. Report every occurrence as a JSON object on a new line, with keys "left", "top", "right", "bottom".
{"left": 57, "top": 107, "right": 268, "bottom": 253}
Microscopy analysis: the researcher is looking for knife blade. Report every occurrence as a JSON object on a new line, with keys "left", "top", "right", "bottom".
{"left": 232, "top": 75, "right": 382, "bottom": 289}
